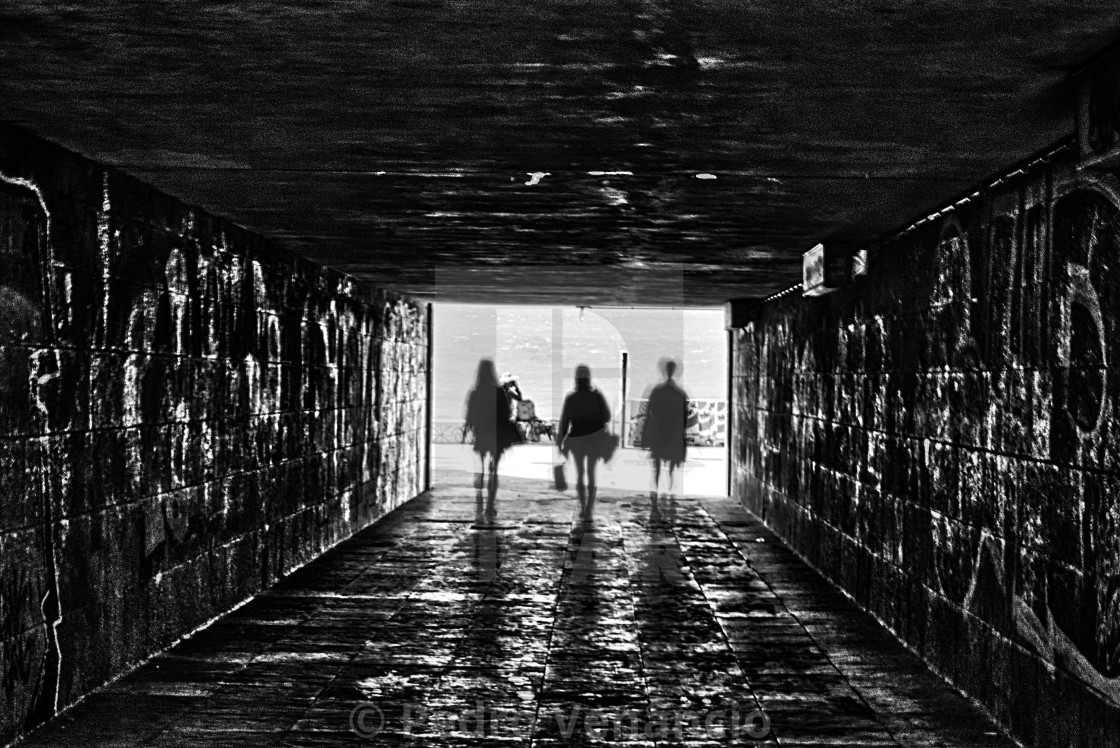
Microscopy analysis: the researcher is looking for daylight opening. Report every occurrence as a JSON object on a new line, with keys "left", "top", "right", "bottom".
{"left": 431, "top": 304, "right": 728, "bottom": 498}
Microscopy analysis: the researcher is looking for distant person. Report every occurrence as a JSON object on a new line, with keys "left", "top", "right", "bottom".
{"left": 464, "top": 359, "right": 521, "bottom": 506}
{"left": 500, "top": 371, "right": 529, "bottom": 441}
{"left": 499, "top": 371, "right": 523, "bottom": 404}
{"left": 559, "top": 365, "right": 611, "bottom": 519}
{"left": 642, "top": 359, "right": 688, "bottom": 501}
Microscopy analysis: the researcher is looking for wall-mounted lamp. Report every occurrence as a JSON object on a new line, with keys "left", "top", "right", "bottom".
{"left": 803, "top": 243, "right": 857, "bottom": 296}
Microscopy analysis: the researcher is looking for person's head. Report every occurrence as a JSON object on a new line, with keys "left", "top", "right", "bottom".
{"left": 574, "top": 364, "right": 591, "bottom": 390}
{"left": 665, "top": 359, "right": 677, "bottom": 379}
{"left": 475, "top": 359, "right": 498, "bottom": 388}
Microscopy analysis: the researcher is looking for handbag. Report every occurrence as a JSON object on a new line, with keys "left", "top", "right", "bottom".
{"left": 553, "top": 460, "right": 568, "bottom": 491}
{"left": 601, "top": 430, "right": 620, "bottom": 462}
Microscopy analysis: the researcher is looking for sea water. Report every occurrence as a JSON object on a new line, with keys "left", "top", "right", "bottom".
{"left": 433, "top": 304, "right": 728, "bottom": 424}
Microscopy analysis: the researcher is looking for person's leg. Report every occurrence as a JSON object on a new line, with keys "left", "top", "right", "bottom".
{"left": 573, "top": 452, "right": 587, "bottom": 507}
{"left": 475, "top": 451, "right": 486, "bottom": 495}
{"left": 586, "top": 457, "right": 598, "bottom": 509}
{"left": 487, "top": 451, "right": 501, "bottom": 504}
{"left": 666, "top": 461, "right": 677, "bottom": 498}
{"left": 651, "top": 457, "right": 661, "bottom": 500}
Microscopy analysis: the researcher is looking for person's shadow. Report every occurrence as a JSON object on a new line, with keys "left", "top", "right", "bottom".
{"left": 578, "top": 487, "right": 597, "bottom": 524}
{"left": 569, "top": 523, "right": 599, "bottom": 585}
{"left": 649, "top": 492, "right": 678, "bottom": 526}
{"left": 473, "top": 493, "right": 502, "bottom": 583}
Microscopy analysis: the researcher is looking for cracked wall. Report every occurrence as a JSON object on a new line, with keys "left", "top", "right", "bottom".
{"left": 732, "top": 147, "right": 1120, "bottom": 748}
{"left": 0, "top": 124, "right": 428, "bottom": 744}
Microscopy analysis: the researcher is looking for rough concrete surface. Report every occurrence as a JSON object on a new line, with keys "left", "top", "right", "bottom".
{"left": 733, "top": 144, "right": 1120, "bottom": 747}
{"left": 0, "top": 124, "right": 429, "bottom": 744}
{"left": 1, "top": 2, "right": 1117, "bottom": 303}
{"left": 15, "top": 476, "right": 1015, "bottom": 747}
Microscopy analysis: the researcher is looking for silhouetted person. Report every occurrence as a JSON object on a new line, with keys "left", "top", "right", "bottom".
{"left": 559, "top": 365, "right": 611, "bottom": 519}
{"left": 642, "top": 359, "right": 688, "bottom": 501}
{"left": 500, "top": 371, "right": 523, "bottom": 402}
{"left": 500, "top": 371, "right": 527, "bottom": 441}
{"left": 464, "top": 359, "right": 521, "bottom": 508}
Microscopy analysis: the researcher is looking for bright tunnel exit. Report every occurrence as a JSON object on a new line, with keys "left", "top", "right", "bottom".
{"left": 431, "top": 304, "right": 729, "bottom": 497}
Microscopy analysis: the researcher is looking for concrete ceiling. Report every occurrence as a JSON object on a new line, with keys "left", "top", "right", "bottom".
{"left": 1, "top": 1, "right": 1117, "bottom": 306}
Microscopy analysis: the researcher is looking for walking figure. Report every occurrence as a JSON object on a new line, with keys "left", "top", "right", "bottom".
{"left": 642, "top": 359, "right": 688, "bottom": 502}
{"left": 559, "top": 365, "right": 611, "bottom": 520}
{"left": 464, "top": 359, "right": 521, "bottom": 508}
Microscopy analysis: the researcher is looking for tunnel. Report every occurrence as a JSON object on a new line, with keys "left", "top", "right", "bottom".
{"left": 1, "top": 3, "right": 1120, "bottom": 747}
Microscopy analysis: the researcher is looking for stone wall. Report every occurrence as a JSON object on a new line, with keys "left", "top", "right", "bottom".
{"left": 732, "top": 143, "right": 1120, "bottom": 747}
{"left": 0, "top": 124, "right": 428, "bottom": 744}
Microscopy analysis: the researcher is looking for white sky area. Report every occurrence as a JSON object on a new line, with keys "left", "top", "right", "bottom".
{"left": 432, "top": 304, "right": 727, "bottom": 422}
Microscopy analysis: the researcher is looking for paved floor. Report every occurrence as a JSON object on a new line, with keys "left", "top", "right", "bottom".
{"left": 18, "top": 474, "right": 1015, "bottom": 747}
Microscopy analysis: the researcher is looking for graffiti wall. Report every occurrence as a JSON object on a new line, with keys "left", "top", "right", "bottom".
{"left": 732, "top": 147, "right": 1120, "bottom": 747}
{"left": 0, "top": 124, "right": 428, "bottom": 744}
{"left": 627, "top": 399, "right": 727, "bottom": 448}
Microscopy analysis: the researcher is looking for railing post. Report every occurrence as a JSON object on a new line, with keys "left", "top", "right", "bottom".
{"left": 424, "top": 302, "right": 433, "bottom": 491}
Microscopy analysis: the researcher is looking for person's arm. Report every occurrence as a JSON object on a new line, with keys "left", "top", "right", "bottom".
{"left": 559, "top": 396, "right": 571, "bottom": 448}
{"left": 600, "top": 391, "right": 611, "bottom": 427}
{"left": 462, "top": 391, "right": 475, "bottom": 442}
